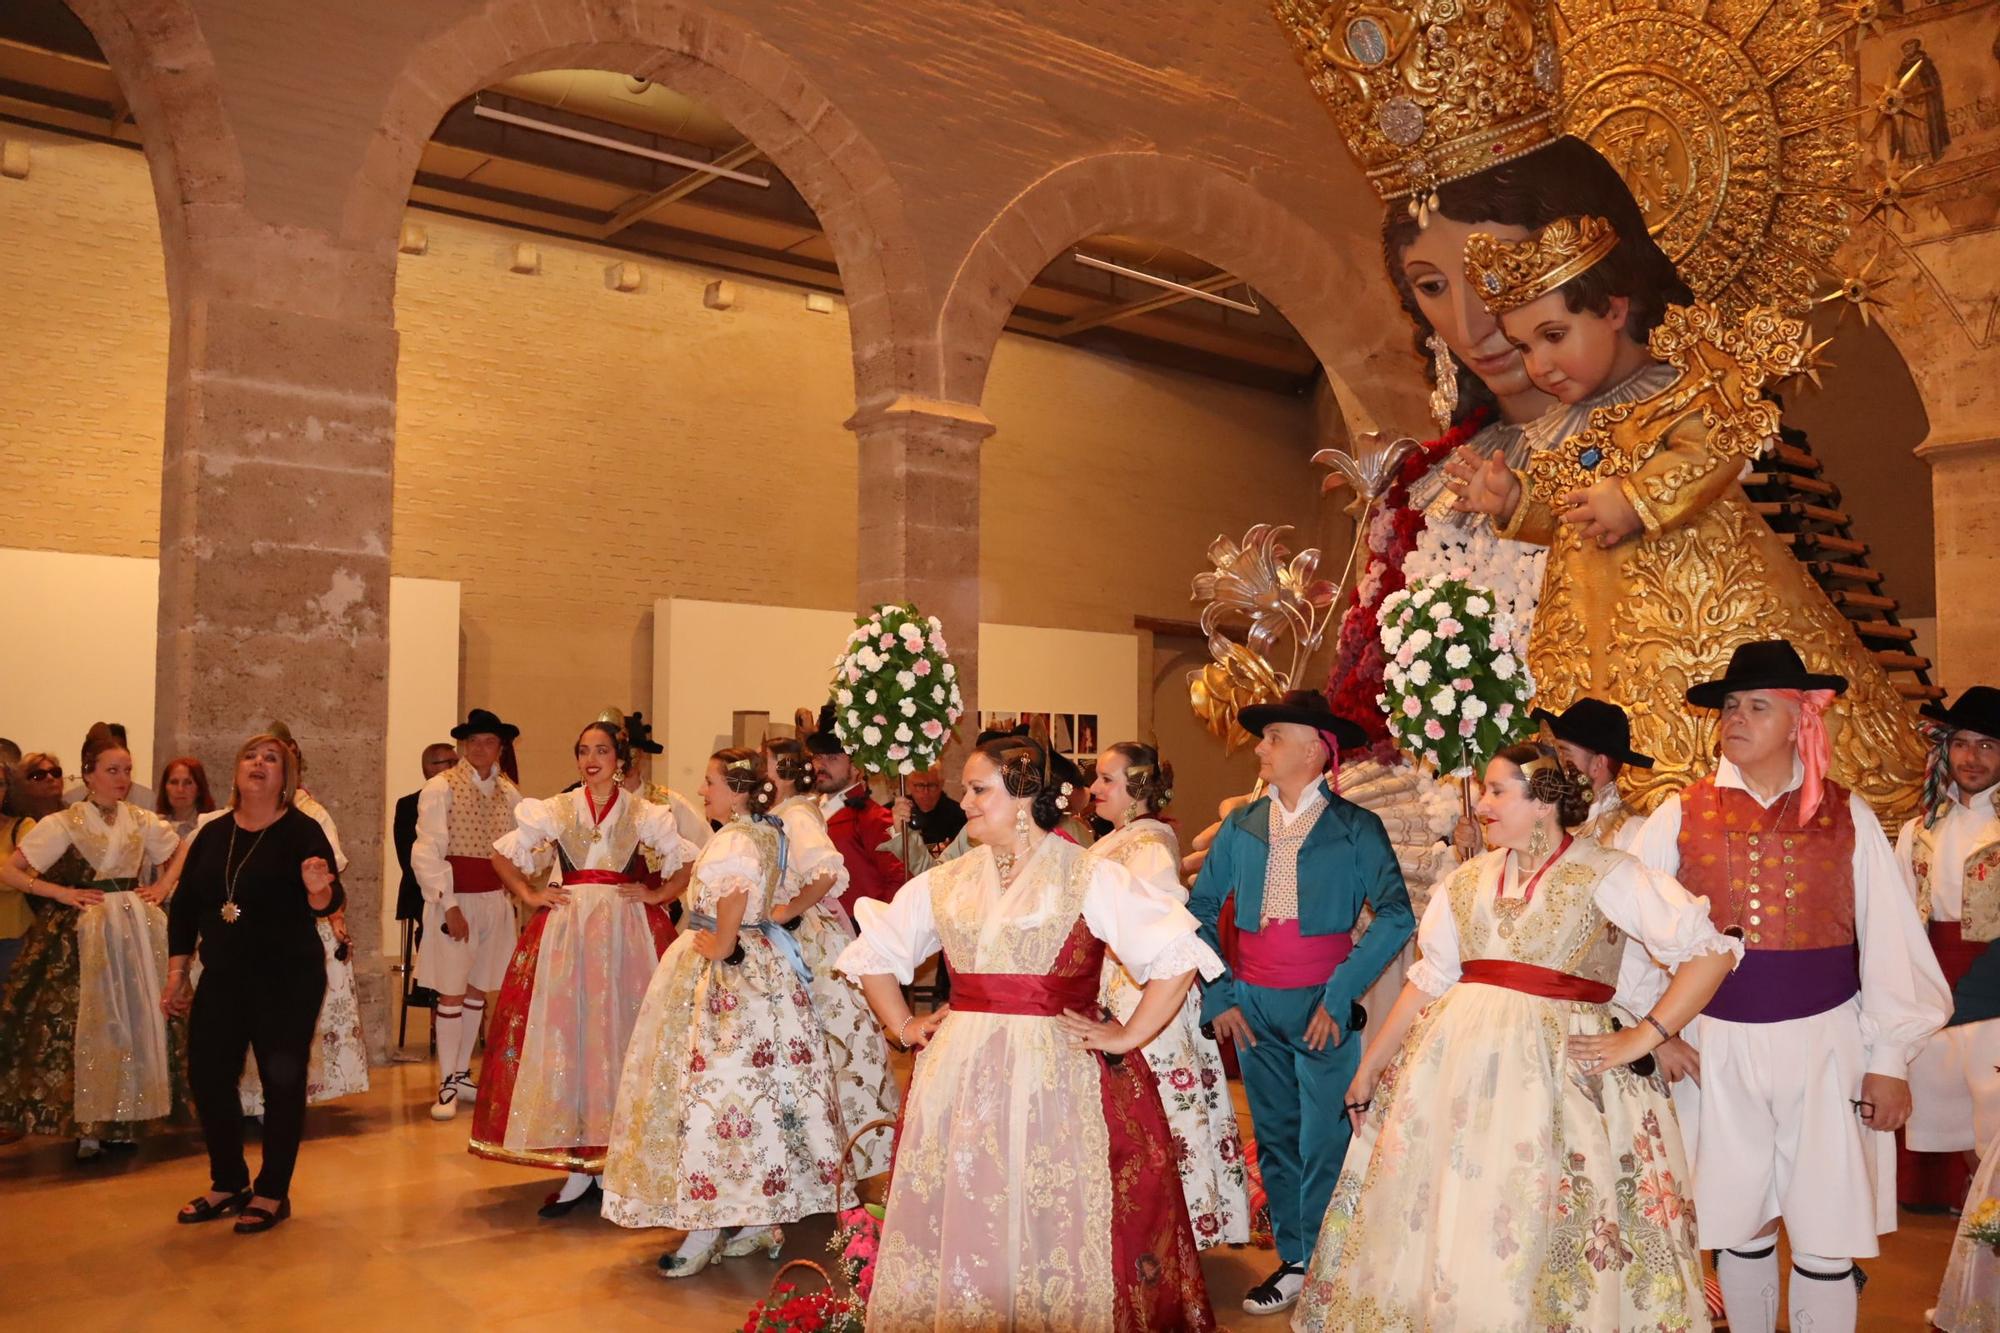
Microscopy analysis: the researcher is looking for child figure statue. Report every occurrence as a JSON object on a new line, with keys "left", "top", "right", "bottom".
{"left": 1445, "top": 215, "right": 1926, "bottom": 819}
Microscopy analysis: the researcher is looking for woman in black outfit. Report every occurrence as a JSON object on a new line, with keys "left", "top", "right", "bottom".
{"left": 163, "top": 733, "right": 341, "bottom": 1234}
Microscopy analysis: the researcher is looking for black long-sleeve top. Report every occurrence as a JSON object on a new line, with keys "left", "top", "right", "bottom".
{"left": 393, "top": 789, "right": 423, "bottom": 922}
{"left": 168, "top": 807, "right": 344, "bottom": 973}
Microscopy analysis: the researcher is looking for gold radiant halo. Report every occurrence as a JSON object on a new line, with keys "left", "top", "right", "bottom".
{"left": 1554, "top": 0, "right": 1863, "bottom": 319}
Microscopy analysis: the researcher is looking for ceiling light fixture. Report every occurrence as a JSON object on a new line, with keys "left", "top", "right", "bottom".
{"left": 1071, "top": 253, "right": 1260, "bottom": 315}
{"left": 472, "top": 102, "right": 772, "bottom": 189}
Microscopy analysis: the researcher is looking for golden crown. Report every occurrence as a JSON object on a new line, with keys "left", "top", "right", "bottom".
{"left": 1462, "top": 215, "right": 1618, "bottom": 313}
{"left": 1269, "top": 0, "right": 1562, "bottom": 206}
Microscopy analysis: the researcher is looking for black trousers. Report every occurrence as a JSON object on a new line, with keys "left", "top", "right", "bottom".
{"left": 188, "top": 959, "right": 325, "bottom": 1199}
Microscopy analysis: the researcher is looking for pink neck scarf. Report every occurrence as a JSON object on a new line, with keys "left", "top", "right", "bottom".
{"left": 1771, "top": 688, "right": 1837, "bottom": 827}
{"left": 1316, "top": 729, "right": 1344, "bottom": 789}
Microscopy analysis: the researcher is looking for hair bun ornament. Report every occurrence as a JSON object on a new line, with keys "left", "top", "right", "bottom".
{"left": 761, "top": 780, "right": 774, "bottom": 793}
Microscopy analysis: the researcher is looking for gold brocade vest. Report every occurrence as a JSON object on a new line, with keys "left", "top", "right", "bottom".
{"left": 1506, "top": 357, "right": 1927, "bottom": 823}
{"left": 1908, "top": 800, "right": 2000, "bottom": 943}
{"left": 444, "top": 762, "right": 517, "bottom": 859}
{"left": 1674, "top": 778, "right": 1856, "bottom": 950}
{"left": 548, "top": 790, "right": 642, "bottom": 872}
{"left": 1442, "top": 837, "right": 1629, "bottom": 984}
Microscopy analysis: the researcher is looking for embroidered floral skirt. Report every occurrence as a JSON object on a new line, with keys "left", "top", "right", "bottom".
{"left": 0, "top": 892, "right": 190, "bottom": 1139}
{"left": 1293, "top": 981, "right": 1708, "bottom": 1331}
{"left": 469, "top": 886, "right": 673, "bottom": 1171}
{"left": 1104, "top": 962, "right": 1250, "bottom": 1247}
{"left": 600, "top": 929, "right": 854, "bottom": 1229}
{"left": 793, "top": 902, "right": 901, "bottom": 1179}
{"left": 237, "top": 918, "right": 371, "bottom": 1115}
{"left": 1933, "top": 1133, "right": 2000, "bottom": 1333}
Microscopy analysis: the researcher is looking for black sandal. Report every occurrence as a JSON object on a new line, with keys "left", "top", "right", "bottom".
{"left": 233, "top": 1198, "right": 291, "bottom": 1234}
{"left": 178, "top": 1188, "right": 252, "bottom": 1224}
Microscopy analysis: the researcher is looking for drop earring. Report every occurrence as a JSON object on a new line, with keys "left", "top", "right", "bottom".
{"left": 1428, "top": 332, "right": 1459, "bottom": 432}
{"left": 1526, "top": 822, "right": 1551, "bottom": 867}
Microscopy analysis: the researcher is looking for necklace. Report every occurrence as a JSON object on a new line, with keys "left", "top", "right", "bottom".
{"left": 221, "top": 815, "right": 273, "bottom": 924}
{"left": 584, "top": 785, "right": 618, "bottom": 843}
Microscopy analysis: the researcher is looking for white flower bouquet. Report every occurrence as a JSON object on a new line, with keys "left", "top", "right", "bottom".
{"left": 1376, "top": 574, "right": 1532, "bottom": 778}
{"left": 827, "top": 604, "right": 965, "bottom": 776}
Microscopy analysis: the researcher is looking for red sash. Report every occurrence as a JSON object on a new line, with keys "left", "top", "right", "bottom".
{"left": 1459, "top": 958, "right": 1615, "bottom": 1004}
{"left": 448, "top": 854, "right": 503, "bottom": 893}
{"left": 949, "top": 969, "right": 1101, "bottom": 1017}
{"left": 562, "top": 869, "right": 626, "bottom": 887}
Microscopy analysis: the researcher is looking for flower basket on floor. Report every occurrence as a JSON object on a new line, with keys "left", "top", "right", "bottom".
{"left": 743, "top": 1117, "right": 896, "bottom": 1331}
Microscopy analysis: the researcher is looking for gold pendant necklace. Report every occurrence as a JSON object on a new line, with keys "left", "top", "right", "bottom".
{"left": 222, "top": 816, "right": 273, "bottom": 925}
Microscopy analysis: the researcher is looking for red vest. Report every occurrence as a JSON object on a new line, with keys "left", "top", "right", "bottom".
{"left": 1675, "top": 776, "right": 1856, "bottom": 951}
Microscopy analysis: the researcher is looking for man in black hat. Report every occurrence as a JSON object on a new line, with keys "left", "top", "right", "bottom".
{"left": 613, "top": 709, "right": 710, "bottom": 853}
{"left": 1895, "top": 685, "right": 2000, "bottom": 1211}
{"left": 411, "top": 709, "right": 524, "bottom": 1122}
{"left": 1534, "top": 697, "right": 1653, "bottom": 852}
{"left": 807, "top": 703, "right": 908, "bottom": 919}
{"left": 1186, "top": 688, "right": 1413, "bottom": 1315}
{"left": 1633, "top": 640, "right": 1947, "bottom": 1333}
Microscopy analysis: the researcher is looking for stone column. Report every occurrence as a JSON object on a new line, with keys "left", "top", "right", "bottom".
{"left": 848, "top": 396, "right": 993, "bottom": 758}
{"left": 1922, "top": 434, "right": 2000, "bottom": 696}
{"left": 156, "top": 263, "right": 398, "bottom": 1059}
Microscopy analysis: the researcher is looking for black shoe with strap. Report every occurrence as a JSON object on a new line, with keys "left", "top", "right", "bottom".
{"left": 537, "top": 1177, "right": 601, "bottom": 1219}
{"left": 177, "top": 1188, "right": 252, "bottom": 1224}
{"left": 1242, "top": 1262, "right": 1306, "bottom": 1315}
{"left": 234, "top": 1198, "right": 291, "bottom": 1234}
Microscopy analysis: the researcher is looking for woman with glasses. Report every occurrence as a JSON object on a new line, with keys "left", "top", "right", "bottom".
{"left": 0, "top": 724, "right": 188, "bottom": 1159}
{"left": 13, "top": 754, "right": 66, "bottom": 819}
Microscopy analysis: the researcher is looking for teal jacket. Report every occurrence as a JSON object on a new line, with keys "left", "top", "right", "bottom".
{"left": 1187, "top": 779, "right": 1414, "bottom": 1029}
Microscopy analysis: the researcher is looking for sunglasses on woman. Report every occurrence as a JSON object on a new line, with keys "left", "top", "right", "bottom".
{"left": 24, "top": 768, "right": 60, "bottom": 781}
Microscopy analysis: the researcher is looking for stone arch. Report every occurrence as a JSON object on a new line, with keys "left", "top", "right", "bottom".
{"left": 349, "top": 0, "right": 927, "bottom": 406}
{"left": 61, "top": 0, "right": 248, "bottom": 310}
{"left": 934, "top": 151, "right": 1425, "bottom": 431}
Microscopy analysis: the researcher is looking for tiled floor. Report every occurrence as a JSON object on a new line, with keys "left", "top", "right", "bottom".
{"left": 0, "top": 1058, "right": 1961, "bottom": 1330}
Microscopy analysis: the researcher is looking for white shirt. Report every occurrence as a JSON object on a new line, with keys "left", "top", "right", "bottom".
{"left": 1895, "top": 788, "right": 2000, "bottom": 923}
{"left": 410, "top": 763, "right": 520, "bottom": 913}
{"left": 1632, "top": 756, "right": 1950, "bottom": 1080}
{"left": 1268, "top": 781, "right": 1328, "bottom": 836}
{"left": 20, "top": 800, "right": 180, "bottom": 881}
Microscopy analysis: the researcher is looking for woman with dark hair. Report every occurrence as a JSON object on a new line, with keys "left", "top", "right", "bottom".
{"left": 156, "top": 757, "right": 216, "bottom": 839}
{"left": 601, "top": 747, "right": 852, "bottom": 1276}
{"left": 165, "top": 733, "right": 340, "bottom": 1233}
{"left": 1293, "top": 739, "right": 1738, "bottom": 1328}
{"left": 0, "top": 723, "right": 187, "bottom": 1159}
{"left": 1277, "top": 0, "right": 1923, "bottom": 817}
{"left": 470, "top": 719, "right": 694, "bottom": 1218}
{"left": 838, "top": 734, "right": 1222, "bottom": 1329}
{"left": 763, "top": 736, "right": 902, "bottom": 1188}
{"left": 1088, "top": 742, "right": 1250, "bottom": 1249}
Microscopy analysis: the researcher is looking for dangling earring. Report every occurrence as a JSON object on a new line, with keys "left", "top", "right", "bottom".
{"left": 1121, "top": 803, "right": 1137, "bottom": 827}
{"left": 1526, "top": 822, "right": 1551, "bottom": 868}
{"left": 1428, "top": 332, "right": 1459, "bottom": 432}
{"left": 1014, "top": 806, "right": 1031, "bottom": 842}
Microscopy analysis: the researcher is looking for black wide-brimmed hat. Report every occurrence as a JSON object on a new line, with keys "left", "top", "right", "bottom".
{"left": 1532, "top": 698, "right": 1653, "bottom": 769}
{"left": 622, "top": 709, "right": 664, "bottom": 755}
{"left": 805, "top": 702, "right": 846, "bottom": 756}
{"left": 451, "top": 707, "right": 520, "bottom": 742}
{"left": 1238, "top": 689, "right": 1367, "bottom": 750}
{"left": 1922, "top": 686, "right": 2000, "bottom": 742}
{"left": 1685, "top": 640, "right": 1848, "bottom": 710}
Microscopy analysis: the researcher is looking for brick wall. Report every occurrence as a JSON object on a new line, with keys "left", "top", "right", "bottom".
{"left": 0, "top": 130, "right": 1335, "bottom": 790}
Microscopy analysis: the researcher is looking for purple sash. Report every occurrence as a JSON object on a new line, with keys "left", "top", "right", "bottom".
{"left": 1703, "top": 944, "right": 1859, "bottom": 1024}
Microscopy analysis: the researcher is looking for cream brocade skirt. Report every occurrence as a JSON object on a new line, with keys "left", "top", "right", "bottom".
{"left": 600, "top": 928, "right": 854, "bottom": 1230}
{"left": 1293, "top": 980, "right": 1709, "bottom": 1332}
{"left": 792, "top": 901, "right": 902, "bottom": 1180}
{"left": 76, "top": 894, "right": 173, "bottom": 1124}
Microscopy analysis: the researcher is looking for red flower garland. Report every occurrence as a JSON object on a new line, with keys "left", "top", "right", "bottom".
{"left": 1323, "top": 409, "right": 1494, "bottom": 756}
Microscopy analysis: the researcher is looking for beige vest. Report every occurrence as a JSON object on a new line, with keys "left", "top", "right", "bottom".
{"left": 1910, "top": 792, "right": 2000, "bottom": 941}
{"left": 444, "top": 761, "right": 517, "bottom": 859}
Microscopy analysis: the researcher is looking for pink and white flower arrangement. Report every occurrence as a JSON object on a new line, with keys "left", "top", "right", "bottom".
{"left": 829, "top": 604, "right": 964, "bottom": 776}
{"left": 1376, "top": 575, "right": 1531, "bottom": 777}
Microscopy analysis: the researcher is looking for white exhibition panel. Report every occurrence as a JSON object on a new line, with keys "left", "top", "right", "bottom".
{"left": 379, "top": 576, "right": 461, "bottom": 951}
{"left": 652, "top": 598, "right": 1140, "bottom": 798}
{"left": 0, "top": 547, "right": 459, "bottom": 954}
{"left": 0, "top": 548, "right": 158, "bottom": 782}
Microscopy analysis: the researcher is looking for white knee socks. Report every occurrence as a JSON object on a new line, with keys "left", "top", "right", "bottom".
{"left": 433, "top": 1004, "right": 463, "bottom": 1083}
{"left": 1716, "top": 1242, "right": 1778, "bottom": 1333}
{"left": 1790, "top": 1252, "right": 1859, "bottom": 1333}
{"left": 457, "top": 995, "right": 485, "bottom": 1077}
